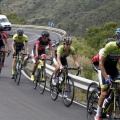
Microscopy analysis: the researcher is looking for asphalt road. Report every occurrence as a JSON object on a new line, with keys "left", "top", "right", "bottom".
{"left": 0, "top": 28, "right": 88, "bottom": 120}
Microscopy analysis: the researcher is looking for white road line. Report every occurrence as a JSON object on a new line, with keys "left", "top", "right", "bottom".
{"left": 21, "top": 70, "right": 87, "bottom": 108}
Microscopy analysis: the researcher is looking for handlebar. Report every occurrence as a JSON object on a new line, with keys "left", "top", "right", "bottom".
{"left": 0, "top": 50, "right": 11, "bottom": 57}
{"left": 62, "top": 66, "right": 81, "bottom": 76}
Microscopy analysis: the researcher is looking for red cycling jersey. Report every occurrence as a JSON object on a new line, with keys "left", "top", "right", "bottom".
{"left": 35, "top": 37, "right": 52, "bottom": 50}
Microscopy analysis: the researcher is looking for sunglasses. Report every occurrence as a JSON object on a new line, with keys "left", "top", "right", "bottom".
{"left": 42, "top": 35, "right": 49, "bottom": 38}
{"left": 66, "top": 44, "right": 71, "bottom": 46}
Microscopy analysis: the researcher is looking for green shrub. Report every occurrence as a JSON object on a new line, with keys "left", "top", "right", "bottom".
{"left": 7, "top": 13, "right": 26, "bottom": 24}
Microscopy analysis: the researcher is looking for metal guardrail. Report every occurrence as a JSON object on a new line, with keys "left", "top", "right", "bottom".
{"left": 12, "top": 24, "right": 98, "bottom": 91}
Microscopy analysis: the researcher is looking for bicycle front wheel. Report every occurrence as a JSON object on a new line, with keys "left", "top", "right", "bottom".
{"left": 87, "top": 82, "right": 99, "bottom": 101}
{"left": 0, "top": 56, "right": 2, "bottom": 74}
{"left": 50, "top": 73, "right": 58, "bottom": 101}
{"left": 38, "top": 68, "right": 46, "bottom": 94}
{"left": 62, "top": 77, "right": 74, "bottom": 107}
{"left": 87, "top": 89, "right": 98, "bottom": 120}
{"left": 16, "top": 61, "right": 22, "bottom": 85}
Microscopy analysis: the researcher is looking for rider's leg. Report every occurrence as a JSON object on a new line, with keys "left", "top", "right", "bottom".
{"left": 1, "top": 47, "right": 5, "bottom": 67}
{"left": 11, "top": 57, "right": 17, "bottom": 78}
{"left": 31, "top": 60, "right": 39, "bottom": 81}
{"left": 95, "top": 73, "right": 109, "bottom": 119}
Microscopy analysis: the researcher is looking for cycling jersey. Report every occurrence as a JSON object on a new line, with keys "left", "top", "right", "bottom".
{"left": 57, "top": 45, "right": 76, "bottom": 57}
{"left": 100, "top": 42, "right": 120, "bottom": 87}
{"left": 13, "top": 34, "right": 28, "bottom": 43}
{"left": 35, "top": 37, "right": 52, "bottom": 50}
{"left": 13, "top": 34, "right": 28, "bottom": 57}
{"left": 0, "top": 32, "right": 6, "bottom": 48}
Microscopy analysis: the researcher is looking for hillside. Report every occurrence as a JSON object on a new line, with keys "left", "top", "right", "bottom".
{"left": 0, "top": 0, "right": 120, "bottom": 36}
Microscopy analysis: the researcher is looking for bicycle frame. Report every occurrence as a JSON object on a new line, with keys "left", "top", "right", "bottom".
{"left": 37, "top": 59, "right": 45, "bottom": 80}
{"left": 102, "top": 80, "right": 120, "bottom": 118}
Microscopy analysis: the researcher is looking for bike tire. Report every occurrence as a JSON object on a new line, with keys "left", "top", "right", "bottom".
{"left": 14, "top": 61, "right": 19, "bottom": 82}
{"left": 62, "top": 77, "right": 74, "bottom": 107}
{"left": 50, "top": 73, "right": 58, "bottom": 101}
{"left": 38, "top": 68, "right": 46, "bottom": 94}
{"left": 17, "top": 61, "right": 22, "bottom": 85}
{"left": 0, "top": 57, "right": 2, "bottom": 74}
{"left": 87, "top": 82, "right": 99, "bottom": 101}
{"left": 109, "top": 97, "right": 120, "bottom": 119}
{"left": 87, "top": 88, "right": 98, "bottom": 120}
{"left": 34, "top": 75, "right": 38, "bottom": 89}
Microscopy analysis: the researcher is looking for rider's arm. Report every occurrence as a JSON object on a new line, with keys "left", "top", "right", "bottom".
{"left": 4, "top": 40, "right": 10, "bottom": 51}
{"left": 118, "top": 59, "right": 120, "bottom": 67}
{"left": 99, "top": 56, "right": 109, "bottom": 79}
{"left": 72, "top": 54, "right": 80, "bottom": 68}
{"left": 35, "top": 43, "right": 39, "bottom": 57}
{"left": 57, "top": 53, "right": 62, "bottom": 67}
{"left": 49, "top": 46, "right": 53, "bottom": 57}
{"left": 2, "top": 32, "right": 10, "bottom": 51}
{"left": 25, "top": 41, "right": 29, "bottom": 54}
{"left": 12, "top": 41, "right": 16, "bottom": 53}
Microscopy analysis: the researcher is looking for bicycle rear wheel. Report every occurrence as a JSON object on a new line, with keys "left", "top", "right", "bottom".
{"left": 38, "top": 68, "right": 46, "bottom": 94}
{"left": 50, "top": 73, "right": 59, "bottom": 101}
{"left": 62, "top": 77, "right": 74, "bottom": 107}
{"left": 87, "top": 82, "right": 99, "bottom": 101}
{"left": 16, "top": 61, "right": 22, "bottom": 85}
{"left": 87, "top": 89, "right": 98, "bottom": 120}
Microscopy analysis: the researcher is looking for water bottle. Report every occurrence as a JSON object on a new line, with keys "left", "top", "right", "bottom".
{"left": 59, "top": 76, "right": 63, "bottom": 84}
{"left": 103, "top": 93, "right": 112, "bottom": 108}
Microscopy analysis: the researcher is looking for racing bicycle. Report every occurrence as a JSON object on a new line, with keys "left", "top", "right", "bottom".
{"left": 34, "top": 55, "right": 53, "bottom": 94}
{"left": 50, "top": 66, "right": 80, "bottom": 107}
{"left": 14, "top": 51, "right": 29, "bottom": 85}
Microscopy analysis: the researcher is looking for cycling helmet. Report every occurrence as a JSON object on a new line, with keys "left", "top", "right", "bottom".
{"left": 17, "top": 29, "right": 24, "bottom": 35}
{"left": 41, "top": 31, "right": 50, "bottom": 37}
{"left": 63, "top": 37, "right": 72, "bottom": 44}
{"left": 106, "top": 38, "right": 115, "bottom": 44}
{"left": 0, "top": 26, "right": 4, "bottom": 31}
{"left": 115, "top": 28, "right": 120, "bottom": 38}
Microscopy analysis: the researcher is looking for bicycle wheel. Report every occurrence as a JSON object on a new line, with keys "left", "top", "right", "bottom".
{"left": 38, "top": 68, "right": 46, "bottom": 94}
{"left": 16, "top": 61, "right": 22, "bottom": 85}
{"left": 109, "top": 97, "right": 120, "bottom": 120}
{"left": 50, "top": 73, "right": 59, "bottom": 101}
{"left": 0, "top": 56, "right": 2, "bottom": 74}
{"left": 87, "top": 82, "right": 99, "bottom": 101}
{"left": 87, "top": 89, "right": 98, "bottom": 120}
{"left": 62, "top": 77, "right": 74, "bottom": 107}
{"left": 34, "top": 69, "right": 40, "bottom": 89}
{"left": 14, "top": 61, "right": 19, "bottom": 82}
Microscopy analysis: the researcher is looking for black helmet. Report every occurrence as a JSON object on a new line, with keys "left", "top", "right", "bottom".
{"left": 63, "top": 37, "right": 72, "bottom": 44}
{"left": 17, "top": 29, "right": 24, "bottom": 35}
{"left": 106, "top": 38, "right": 115, "bottom": 44}
{"left": 0, "top": 26, "right": 4, "bottom": 31}
{"left": 41, "top": 31, "right": 50, "bottom": 37}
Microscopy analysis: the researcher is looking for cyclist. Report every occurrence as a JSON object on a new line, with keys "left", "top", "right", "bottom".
{"left": 0, "top": 25, "right": 10, "bottom": 67}
{"left": 11, "top": 29, "right": 30, "bottom": 79}
{"left": 31, "top": 31, "right": 53, "bottom": 81}
{"left": 52, "top": 37, "right": 81, "bottom": 85}
{"left": 92, "top": 38, "right": 115, "bottom": 72}
{"left": 94, "top": 28, "right": 120, "bottom": 120}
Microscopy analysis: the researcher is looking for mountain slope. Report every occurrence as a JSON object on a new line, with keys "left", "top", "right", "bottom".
{"left": 0, "top": 0, "right": 120, "bottom": 36}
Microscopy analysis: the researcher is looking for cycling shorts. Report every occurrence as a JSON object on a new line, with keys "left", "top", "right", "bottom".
{"left": 0, "top": 40, "right": 5, "bottom": 49}
{"left": 54, "top": 57, "right": 68, "bottom": 67}
{"left": 13, "top": 45, "right": 25, "bottom": 57}
{"left": 33, "top": 46, "right": 46, "bottom": 57}
{"left": 98, "top": 68, "right": 119, "bottom": 90}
